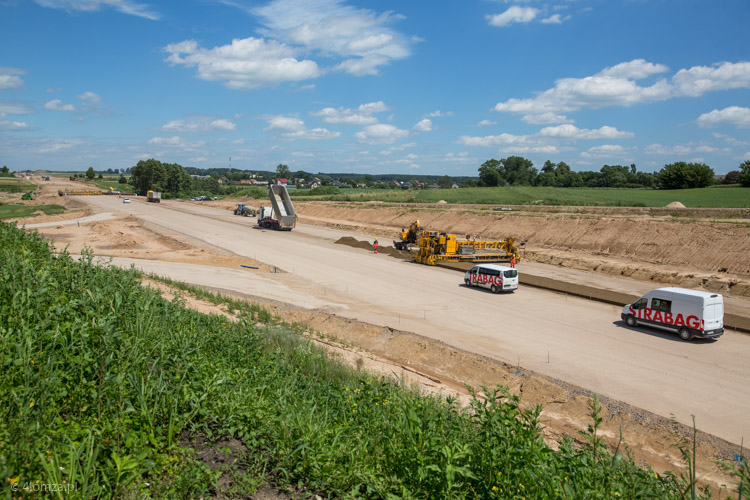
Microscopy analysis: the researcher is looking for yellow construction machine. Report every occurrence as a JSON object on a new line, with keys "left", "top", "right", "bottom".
{"left": 414, "top": 231, "right": 520, "bottom": 266}
{"left": 393, "top": 220, "right": 424, "bottom": 250}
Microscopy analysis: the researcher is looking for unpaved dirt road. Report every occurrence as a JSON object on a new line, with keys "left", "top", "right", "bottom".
{"left": 49, "top": 194, "right": 750, "bottom": 447}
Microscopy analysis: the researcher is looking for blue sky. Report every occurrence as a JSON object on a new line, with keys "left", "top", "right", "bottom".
{"left": 1, "top": 0, "right": 749, "bottom": 175}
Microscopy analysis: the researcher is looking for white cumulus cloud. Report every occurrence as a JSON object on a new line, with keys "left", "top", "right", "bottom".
{"left": 44, "top": 99, "right": 75, "bottom": 112}
{"left": 310, "top": 101, "right": 387, "bottom": 124}
{"left": 253, "top": 0, "right": 412, "bottom": 76}
{"left": 163, "top": 117, "right": 237, "bottom": 132}
{"left": 486, "top": 6, "right": 538, "bottom": 27}
{"left": 538, "top": 124, "right": 633, "bottom": 139}
{"left": 0, "top": 67, "right": 25, "bottom": 91}
{"left": 494, "top": 59, "right": 750, "bottom": 116}
{"left": 697, "top": 106, "right": 750, "bottom": 128}
{"left": 413, "top": 119, "right": 432, "bottom": 132}
{"left": 541, "top": 14, "right": 570, "bottom": 24}
{"left": 164, "top": 37, "right": 321, "bottom": 89}
{"left": 355, "top": 123, "right": 409, "bottom": 144}
{"left": 0, "top": 120, "right": 29, "bottom": 131}
{"left": 522, "top": 112, "right": 573, "bottom": 125}
{"left": 263, "top": 115, "right": 339, "bottom": 140}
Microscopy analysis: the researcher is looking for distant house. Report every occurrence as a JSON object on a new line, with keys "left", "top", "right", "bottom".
{"left": 451, "top": 183, "right": 459, "bottom": 189}
{"left": 332, "top": 180, "right": 342, "bottom": 187}
{"left": 305, "top": 180, "right": 320, "bottom": 189}
{"left": 392, "top": 180, "right": 401, "bottom": 187}
{"left": 274, "top": 178, "right": 288, "bottom": 185}
{"left": 356, "top": 183, "right": 367, "bottom": 188}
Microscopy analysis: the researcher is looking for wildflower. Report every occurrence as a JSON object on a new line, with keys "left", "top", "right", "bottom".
{"left": 30, "top": 359, "right": 35, "bottom": 365}
{"left": 8, "top": 477, "right": 19, "bottom": 486}
{"left": 492, "top": 486, "right": 498, "bottom": 492}
{"left": 29, "top": 401, "right": 34, "bottom": 408}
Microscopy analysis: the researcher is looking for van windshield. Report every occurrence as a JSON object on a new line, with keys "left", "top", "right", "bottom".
{"left": 503, "top": 270, "right": 517, "bottom": 278}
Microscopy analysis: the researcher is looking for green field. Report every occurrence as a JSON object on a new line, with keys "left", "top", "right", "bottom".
{"left": 82, "top": 175, "right": 134, "bottom": 192}
{"left": 0, "top": 204, "right": 65, "bottom": 219}
{"left": 2, "top": 222, "right": 745, "bottom": 498}
{"left": 0, "top": 177, "right": 35, "bottom": 193}
{"left": 288, "top": 185, "right": 750, "bottom": 208}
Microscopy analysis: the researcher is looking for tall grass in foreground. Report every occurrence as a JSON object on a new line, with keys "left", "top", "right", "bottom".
{"left": 0, "top": 221, "right": 735, "bottom": 498}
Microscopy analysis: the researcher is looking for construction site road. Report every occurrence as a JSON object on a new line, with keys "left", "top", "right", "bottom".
{"left": 68, "top": 195, "right": 750, "bottom": 446}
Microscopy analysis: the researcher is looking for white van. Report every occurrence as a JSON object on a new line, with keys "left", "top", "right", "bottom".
{"left": 621, "top": 287, "right": 724, "bottom": 341}
{"left": 464, "top": 264, "right": 518, "bottom": 293}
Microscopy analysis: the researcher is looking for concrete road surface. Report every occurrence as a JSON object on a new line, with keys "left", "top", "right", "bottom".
{"left": 72, "top": 195, "right": 750, "bottom": 445}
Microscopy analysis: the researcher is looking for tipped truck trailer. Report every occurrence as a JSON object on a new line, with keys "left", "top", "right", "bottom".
{"left": 621, "top": 287, "right": 724, "bottom": 341}
{"left": 257, "top": 184, "right": 297, "bottom": 230}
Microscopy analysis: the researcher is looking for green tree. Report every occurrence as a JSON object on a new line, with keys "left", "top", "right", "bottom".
{"left": 85, "top": 166, "right": 96, "bottom": 180}
{"left": 658, "top": 162, "right": 714, "bottom": 189}
{"left": 722, "top": 170, "right": 740, "bottom": 185}
{"left": 276, "top": 164, "right": 291, "bottom": 180}
{"left": 739, "top": 161, "right": 750, "bottom": 187}
{"left": 130, "top": 159, "right": 166, "bottom": 195}
{"left": 97, "top": 173, "right": 103, "bottom": 179}
{"left": 501, "top": 156, "right": 536, "bottom": 185}
{"left": 478, "top": 159, "right": 503, "bottom": 187}
{"left": 437, "top": 175, "right": 453, "bottom": 188}
{"left": 1, "top": 165, "right": 8, "bottom": 175}
{"left": 118, "top": 175, "right": 127, "bottom": 184}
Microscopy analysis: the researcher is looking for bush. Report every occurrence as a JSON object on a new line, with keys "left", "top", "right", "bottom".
{"left": 658, "top": 162, "right": 714, "bottom": 189}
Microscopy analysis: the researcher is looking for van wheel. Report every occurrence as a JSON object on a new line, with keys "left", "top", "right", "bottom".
{"left": 678, "top": 327, "right": 693, "bottom": 341}
{"left": 625, "top": 315, "right": 637, "bottom": 327}
{"left": 491, "top": 285, "right": 499, "bottom": 294}
{"left": 464, "top": 279, "right": 471, "bottom": 287}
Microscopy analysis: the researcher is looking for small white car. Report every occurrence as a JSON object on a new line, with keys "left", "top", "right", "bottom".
{"left": 464, "top": 264, "right": 518, "bottom": 293}
{"left": 122, "top": 198, "right": 131, "bottom": 203}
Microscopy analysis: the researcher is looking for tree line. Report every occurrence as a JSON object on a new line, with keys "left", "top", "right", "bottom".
{"left": 477, "top": 157, "right": 750, "bottom": 189}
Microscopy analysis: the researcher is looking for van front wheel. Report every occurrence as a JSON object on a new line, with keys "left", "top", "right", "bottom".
{"left": 625, "top": 315, "right": 637, "bottom": 327}
{"left": 678, "top": 327, "right": 693, "bottom": 341}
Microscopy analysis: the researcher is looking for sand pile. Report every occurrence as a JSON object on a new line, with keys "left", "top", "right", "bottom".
{"left": 665, "top": 201, "right": 686, "bottom": 209}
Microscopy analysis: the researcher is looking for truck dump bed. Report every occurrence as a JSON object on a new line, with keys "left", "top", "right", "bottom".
{"left": 268, "top": 184, "right": 297, "bottom": 230}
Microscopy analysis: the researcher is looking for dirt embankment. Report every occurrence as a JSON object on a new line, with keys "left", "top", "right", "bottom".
{"left": 294, "top": 202, "right": 750, "bottom": 297}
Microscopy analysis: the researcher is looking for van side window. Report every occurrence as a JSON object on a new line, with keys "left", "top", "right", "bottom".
{"left": 504, "top": 270, "right": 517, "bottom": 278}
{"left": 632, "top": 298, "right": 648, "bottom": 310}
{"left": 478, "top": 267, "right": 487, "bottom": 275}
{"left": 486, "top": 268, "right": 500, "bottom": 276}
{"left": 651, "top": 298, "right": 671, "bottom": 313}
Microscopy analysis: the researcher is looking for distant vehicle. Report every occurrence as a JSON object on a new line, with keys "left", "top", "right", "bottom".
{"left": 122, "top": 198, "right": 131, "bottom": 203}
{"left": 464, "top": 264, "right": 518, "bottom": 293}
{"left": 621, "top": 287, "right": 724, "bottom": 341}
{"left": 146, "top": 190, "right": 161, "bottom": 203}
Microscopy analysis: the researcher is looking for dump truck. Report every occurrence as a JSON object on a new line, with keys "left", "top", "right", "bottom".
{"left": 257, "top": 184, "right": 297, "bottom": 230}
{"left": 233, "top": 203, "right": 257, "bottom": 216}
{"left": 147, "top": 190, "right": 161, "bottom": 203}
{"left": 414, "top": 231, "right": 520, "bottom": 266}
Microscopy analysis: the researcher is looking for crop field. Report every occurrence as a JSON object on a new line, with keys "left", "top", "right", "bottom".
{"left": 1, "top": 222, "right": 744, "bottom": 498}
{"left": 0, "top": 204, "right": 65, "bottom": 219}
{"left": 288, "top": 185, "right": 750, "bottom": 208}
{"left": 0, "top": 177, "right": 35, "bottom": 193}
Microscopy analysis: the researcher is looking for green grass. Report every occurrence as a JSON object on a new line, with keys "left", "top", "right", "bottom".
{"left": 287, "top": 185, "right": 750, "bottom": 208}
{"left": 0, "top": 177, "right": 35, "bottom": 193}
{"left": 81, "top": 176, "right": 134, "bottom": 192}
{"left": 0, "top": 204, "right": 66, "bottom": 219}
{"left": 1, "top": 222, "right": 740, "bottom": 498}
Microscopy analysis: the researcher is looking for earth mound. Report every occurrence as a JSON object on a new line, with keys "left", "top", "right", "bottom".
{"left": 666, "top": 201, "right": 686, "bottom": 209}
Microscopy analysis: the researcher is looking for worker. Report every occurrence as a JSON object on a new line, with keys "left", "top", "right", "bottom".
{"left": 373, "top": 239, "right": 378, "bottom": 254}
{"left": 510, "top": 254, "right": 516, "bottom": 268}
